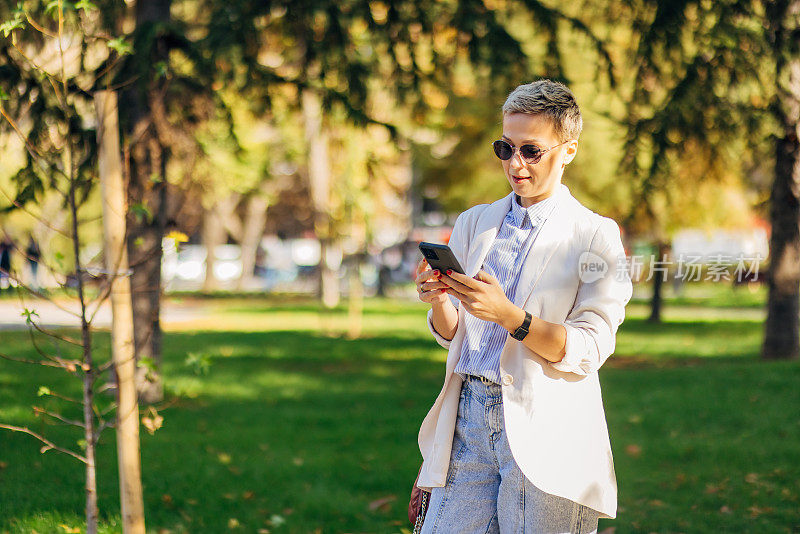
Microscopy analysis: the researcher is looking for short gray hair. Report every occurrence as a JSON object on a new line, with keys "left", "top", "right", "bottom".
{"left": 502, "top": 80, "right": 582, "bottom": 142}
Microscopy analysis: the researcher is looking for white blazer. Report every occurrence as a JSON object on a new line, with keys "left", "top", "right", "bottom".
{"left": 416, "top": 183, "right": 632, "bottom": 519}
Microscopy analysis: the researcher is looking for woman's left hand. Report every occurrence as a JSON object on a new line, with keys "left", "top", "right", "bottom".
{"left": 440, "top": 269, "right": 520, "bottom": 329}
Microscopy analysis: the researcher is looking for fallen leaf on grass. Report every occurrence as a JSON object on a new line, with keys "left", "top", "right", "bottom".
{"left": 748, "top": 505, "right": 771, "bottom": 518}
{"left": 624, "top": 444, "right": 642, "bottom": 457}
{"left": 368, "top": 495, "right": 397, "bottom": 511}
{"left": 228, "top": 517, "right": 240, "bottom": 528}
{"left": 720, "top": 505, "right": 732, "bottom": 514}
{"left": 59, "top": 526, "right": 80, "bottom": 534}
{"left": 745, "top": 473, "right": 759, "bottom": 484}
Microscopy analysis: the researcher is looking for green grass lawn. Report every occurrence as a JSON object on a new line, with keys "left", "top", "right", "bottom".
{"left": 629, "top": 280, "right": 767, "bottom": 309}
{"left": 1, "top": 296, "right": 798, "bottom": 533}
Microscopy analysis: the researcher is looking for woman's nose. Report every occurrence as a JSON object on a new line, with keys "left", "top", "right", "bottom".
{"left": 509, "top": 150, "right": 526, "bottom": 170}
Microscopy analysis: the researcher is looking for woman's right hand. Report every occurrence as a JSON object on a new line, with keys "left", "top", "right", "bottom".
{"left": 415, "top": 259, "right": 450, "bottom": 305}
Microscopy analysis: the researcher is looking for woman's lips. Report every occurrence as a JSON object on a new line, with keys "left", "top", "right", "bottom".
{"left": 512, "top": 175, "right": 530, "bottom": 183}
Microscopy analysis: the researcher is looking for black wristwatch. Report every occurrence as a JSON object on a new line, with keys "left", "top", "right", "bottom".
{"left": 511, "top": 311, "right": 532, "bottom": 341}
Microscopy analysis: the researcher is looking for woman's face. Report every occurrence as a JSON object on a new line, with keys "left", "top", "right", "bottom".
{"left": 500, "top": 113, "right": 578, "bottom": 207}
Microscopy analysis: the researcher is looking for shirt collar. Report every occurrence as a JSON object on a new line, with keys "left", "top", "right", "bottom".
{"left": 509, "top": 192, "right": 558, "bottom": 228}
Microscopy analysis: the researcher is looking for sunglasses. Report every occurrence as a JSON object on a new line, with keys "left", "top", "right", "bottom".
{"left": 492, "top": 139, "right": 570, "bottom": 165}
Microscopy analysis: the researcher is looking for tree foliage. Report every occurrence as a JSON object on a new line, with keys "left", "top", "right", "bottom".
{"left": 617, "top": 0, "right": 776, "bottom": 234}
{"left": 615, "top": 0, "right": 800, "bottom": 357}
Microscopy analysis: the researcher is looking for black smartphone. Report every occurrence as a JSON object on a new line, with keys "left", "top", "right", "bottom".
{"left": 418, "top": 242, "right": 465, "bottom": 275}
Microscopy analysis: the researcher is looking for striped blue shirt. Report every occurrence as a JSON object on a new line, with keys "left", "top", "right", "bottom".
{"left": 454, "top": 193, "right": 558, "bottom": 384}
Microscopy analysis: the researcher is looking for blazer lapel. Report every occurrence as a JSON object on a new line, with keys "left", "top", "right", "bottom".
{"left": 513, "top": 184, "right": 576, "bottom": 308}
{"left": 465, "top": 193, "right": 514, "bottom": 277}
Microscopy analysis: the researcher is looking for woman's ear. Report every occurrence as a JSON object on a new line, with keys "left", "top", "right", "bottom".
{"left": 563, "top": 139, "right": 579, "bottom": 166}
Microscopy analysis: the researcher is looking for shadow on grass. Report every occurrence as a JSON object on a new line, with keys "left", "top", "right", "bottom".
{"left": 1, "top": 329, "right": 447, "bottom": 533}
{"left": 3, "top": 324, "right": 799, "bottom": 533}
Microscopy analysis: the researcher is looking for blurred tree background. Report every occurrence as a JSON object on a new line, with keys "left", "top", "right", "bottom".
{"left": 2, "top": 0, "right": 799, "bottom": 531}
{"left": 1, "top": 0, "right": 795, "bottom": 401}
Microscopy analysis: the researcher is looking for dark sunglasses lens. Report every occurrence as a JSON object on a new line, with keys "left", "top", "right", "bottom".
{"left": 493, "top": 140, "right": 513, "bottom": 160}
{"left": 520, "top": 145, "right": 542, "bottom": 163}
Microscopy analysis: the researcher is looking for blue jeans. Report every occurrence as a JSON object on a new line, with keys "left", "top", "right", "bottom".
{"left": 421, "top": 375, "right": 600, "bottom": 534}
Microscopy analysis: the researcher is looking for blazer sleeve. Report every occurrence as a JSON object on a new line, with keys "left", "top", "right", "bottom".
{"left": 550, "top": 217, "right": 632, "bottom": 375}
{"left": 426, "top": 211, "right": 468, "bottom": 349}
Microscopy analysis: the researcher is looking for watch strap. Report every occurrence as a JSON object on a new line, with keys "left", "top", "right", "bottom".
{"left": 511, "top": 311, "right": 532, "bottom": 341}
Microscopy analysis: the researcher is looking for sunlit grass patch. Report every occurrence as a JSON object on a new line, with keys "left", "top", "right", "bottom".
{"left": 1, "top": 296, "right": 798, "bottom": 532}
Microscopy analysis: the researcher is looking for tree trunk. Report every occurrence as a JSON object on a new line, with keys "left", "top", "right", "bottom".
{"left": 202, "top": 206, "right": 225, "bottom": 292}
{"left": 301, "top": 88, "right": 340, "bottom": 308}
{"left": 762, "top": 50, "right": 800, "bottom": 359}
{"left": 237, "top": 194, "right": 268, "bottom": 291}
{"left": 320, "top": 241, "right": 342, "bottom": 308}
{"left": 120, "top": 0, "right": 172, "bottom": 403}
{"left": 83, "top": 376, "right": 98, "bottom": 534}
{"left": 347, "top": 259, "right": 363, "bottom": 339}
{"left": 648, "top": 242, "right": 667, "bottom": 323}
{"left": 96, "top": 90, "right": 146, "bottom": 533}
{"left": 126, "top": 136, "right": 167, "bottom": 403}
{"left": 64, "top": 106, "right": 98, "bottom": 534}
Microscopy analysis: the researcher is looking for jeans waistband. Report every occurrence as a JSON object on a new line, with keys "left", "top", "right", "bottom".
{"left": 462, "top": 374, "right": 502, "bottom": 405}
{"left": 464, "top": 374, "right": 498, "bottom": 385}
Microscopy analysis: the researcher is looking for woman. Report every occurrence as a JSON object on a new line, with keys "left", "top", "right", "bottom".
{"left": 413, "top": 79, "right": 632, "bottom": 533}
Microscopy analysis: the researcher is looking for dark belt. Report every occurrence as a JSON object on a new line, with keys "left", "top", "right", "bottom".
{"left": 465, "top": 374, "right": 498, "bottom": 386}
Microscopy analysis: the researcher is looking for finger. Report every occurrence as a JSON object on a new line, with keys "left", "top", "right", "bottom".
{"left": 473, "top": 270, "right": 498, "bottom": 285}
{"left": 420, "top": 288, "right": 447, "bottom": 302}
{"left": 415, "top": 269, "right": 442, "bottom": 284}
{"left": 445, "top": 270, "right": 480, "bottom": 290}
{"left": 421, "top": 280, "right": 448, "bottom": 291}
{"left": 445, "top": 287, "right": 471, "bottom": 304}
{"left": 415, "top": 258, "right": 429, "bottom": 276}
{"left": 439, "top": 273, "right": 474, "bottom": 294}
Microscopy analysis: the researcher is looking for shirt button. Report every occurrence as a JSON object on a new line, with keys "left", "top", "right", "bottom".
{"left": 502, "top": 374, "right": 514, "bottom": 386}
